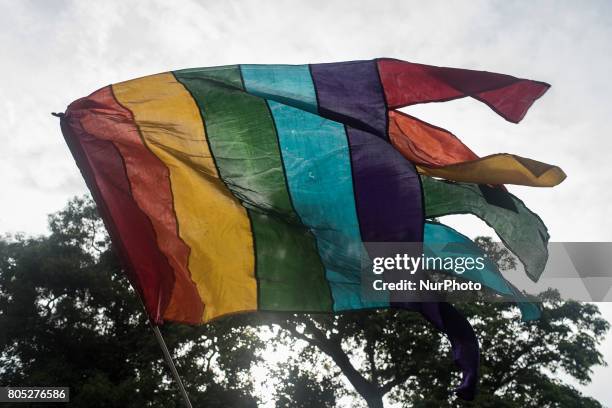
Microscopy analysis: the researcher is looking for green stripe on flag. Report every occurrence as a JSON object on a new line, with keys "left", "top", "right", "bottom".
{"left": 422, "top": 176, "right": 549, "bottom": 281}
{"left": 174, "top": 67, "right": 332, "bottom": 312}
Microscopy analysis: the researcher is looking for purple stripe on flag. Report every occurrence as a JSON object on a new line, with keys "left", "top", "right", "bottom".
{"left": 345, "top": 126, "right": 423, "bottom": 242}
{"left": 395, "top": 302, "right": 479, "bottom": 400}
{"left": 310, "top": 60, "right": 388, "bottom": 140}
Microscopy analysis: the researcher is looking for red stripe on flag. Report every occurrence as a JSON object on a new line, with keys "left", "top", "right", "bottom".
{"left": 62, "top": 86, "right": 203, "bottom": 324}
{"left": 377, "top": 58, "right": 550, "bottom": 123}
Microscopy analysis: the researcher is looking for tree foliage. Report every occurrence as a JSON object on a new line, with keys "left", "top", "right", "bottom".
{"left": 0, "top": 197, "right": 262, "bottom": 407}
{"left": 0, "top": 197, "right": 608, "bottom": 407}
{"left": 269, "top": 241, "right": 609, "bottom": 408}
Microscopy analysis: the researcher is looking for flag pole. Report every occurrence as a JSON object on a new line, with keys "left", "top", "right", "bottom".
{"left": 150, "top": 322, "right": 194, "bottom": 408}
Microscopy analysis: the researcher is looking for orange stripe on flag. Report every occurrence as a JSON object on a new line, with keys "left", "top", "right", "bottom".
{"left": 388, "top": 110, "right": 478, "bottom": 167}
{"left": 77, "top": 86, "right": 203, "bottom": 323}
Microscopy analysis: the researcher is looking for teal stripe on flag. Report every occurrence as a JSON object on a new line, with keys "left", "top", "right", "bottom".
{"left": 242, "top": 66, "right": 387, "bottom": 311}
{"left": 424, "top": 222, "right": 541, "bottom": 320}
{"left": 240, "top": 64, "right": 318, "bottom": 114}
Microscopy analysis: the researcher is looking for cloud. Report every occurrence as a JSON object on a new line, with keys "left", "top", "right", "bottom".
{"left": 1, "top": 0, "right": 611, "bottom": 402}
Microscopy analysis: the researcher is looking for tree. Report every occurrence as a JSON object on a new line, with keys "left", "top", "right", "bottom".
{"left": 1, "top": 197, "right": 608, "bottom": 407}
{"left": 268, "top": 239, "right": 609, "bottom": 407}
{"left": 0, "top": 197, "right": 263, "bottom": 407}
{"left": 274, "top": 365, "right": 338, "bottom": 408}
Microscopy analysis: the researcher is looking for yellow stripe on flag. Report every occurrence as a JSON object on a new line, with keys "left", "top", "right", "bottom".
{"left": 417, "top": 154, "right": 566, "bottom": 187}
{"left": 113, "top": 73, "right": 256, "bottom": 322}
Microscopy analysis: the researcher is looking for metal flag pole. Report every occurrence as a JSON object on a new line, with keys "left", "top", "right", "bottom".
{"left": 150, "top": 322, "right": 194, "bottom": 408}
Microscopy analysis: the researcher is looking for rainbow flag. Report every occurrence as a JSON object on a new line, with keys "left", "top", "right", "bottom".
{"left": 60, "top": 58, "right": 564, "bottom": 399}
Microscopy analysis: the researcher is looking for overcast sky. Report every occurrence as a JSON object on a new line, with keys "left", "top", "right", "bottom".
{"left": 1, "top": 0, "right": 611, "bottom": 404}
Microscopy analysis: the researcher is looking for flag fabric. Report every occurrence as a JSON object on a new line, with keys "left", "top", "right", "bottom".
{"left": 422, "top": 177, "right": 551, "bottom": 281}
{"left": 60, "top": 58, "right": 564, "bottom": 400}
{"left": 423, "top": 221, "right": 542, "bottom": 321}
